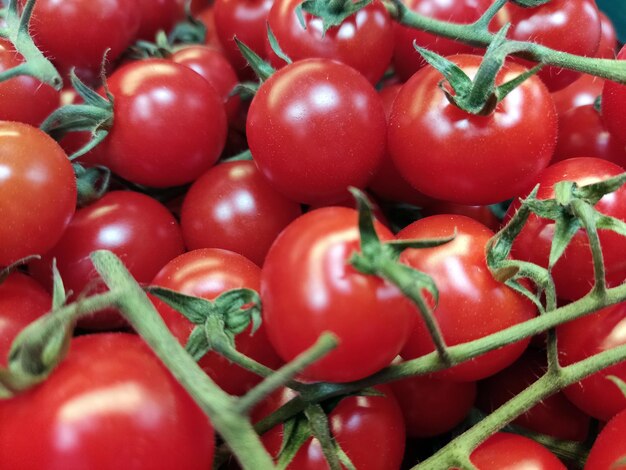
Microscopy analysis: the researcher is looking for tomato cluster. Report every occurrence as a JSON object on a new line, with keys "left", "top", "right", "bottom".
{"left": 1, "top": 0, "right": 626, "bottom": 468}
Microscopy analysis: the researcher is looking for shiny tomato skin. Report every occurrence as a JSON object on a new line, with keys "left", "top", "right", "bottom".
{"left": 0, "top": 42, "right": 58, "bottom": 126}
{"left": 391, "top": 373, "right": 476, "bottom": 438}
{"left": 254, "top": 386, "right": 405, "bottom": 470}
{"left": 247, "top": 58, "right": 386, "bottom": 205}
{"left": 29, "top": 191, "right": 185, "bottom": 329}
{"left": 602, "top": 46, "right": 626, "bottom": 148}
{"left": 477, "top": 349, "right": 590, "bottom": 441}
{"left": 498, "top": 0, "right": 601, "bottom": 91}
{"left": 151, "top": 248, "right": 283, "bottom": 395}
{"left": 585, "top": 408, "right": 626, "bottom": 469}
{"left": 0, "top": 273, "right": 51, "bottom": 367}
{"left": 26, "top": 0, "right": 141, "bottom": 82}
{"left": 557, "top": 302, "right": 626, "bottom": 422}
{"left": 267, "top": 0, "right": 393, "bottom": 84}
{"left": 261, "top": 207, "right": 416, "bottom": 383}
{"left": 507, "top": 158, "right": 626, "bottom": 301}
{"left": 552, "top": 74, "right": 604, "bottom": 116}
{"left": 553, "top": 104, "right": 626, "bottom": 167}
{"left": 471, "top": 433, "right": 566, "bottom": 469}
{"left": 213, "top": 0, "right": 273, "bottom": 80}
{"left": 597, "top": 11, "right": 618, "bottom": 59}
{"left": 0, "top": 334, "right": 214, "bottom": 469}
{"left": 0, "top": 122, "right": 76, "bottom": 267}
{"left": 180, "top": 161, "right": 302, "bottom": 267}
{"left": 421, "top": 201, "right": 501, "bottom": 232}
{"left": 389, "top": 55, "right": 557, "bottom": 205}
{"left": 398, "top": 215, "right": 535, "bottom": 382}
{"left": 197, "top": 6, "right": 223, "bottom": 50}
{"left": 393, "top": 0, "right": 491, "bottom": 81}
{"left": 136, "top": 0, "right": 183, "bottom": 41}
{"left": 103, "top": 59, "right": 227, "bottom": 188}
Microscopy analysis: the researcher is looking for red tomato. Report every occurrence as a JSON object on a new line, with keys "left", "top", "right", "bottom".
{"left": 213, "top": 0, "right": 274, "bottom": 80}
{"left": 389, "top": 55, "right": 557, "bottom": 205}
{"left": 151, "top": 248, "right": 283, "bottom": 395}
{"left": 551, "top": 74, "right": 604, "bottom": 116}
{"left": 170, "top": 45, "right": 241, "bottom": 123}
{"left": 26, "top": 0, "right": 142, "bottom": 82}
{"left": 477, "top": 349, "right": 590, "bottom": 441}
{"left": 602, "top": 46, "right": 626, "bottom": 148}
{"left": 507, "top": 158, "right": 626, "bottom": 301}
{"left": 100, "top": 59, "right": 227, "bottom": 188}
{"left": 0, "top": 334, "right": 214, "bottom": 469}
{"left": 470, "top": 433, "right": 566, "bottom": 469}
{"left": 247, "top": 58, "right": 386, "bottom": 205}
{"left": 0, "top": 122, "right": 76, "bottom": 267}
{"left": 391, "top": 373, "right": 476, "bottom": 438}
{"left": 180, "top": 161, "right": 301, "bottom": 267}
{"left": 393, "top": 0, "right": 491, "bottom": 81}
{"left": 29, "top": 191, "right": 185, "bottom": 329}
{"left": 0, "top": 42, "right": 58, "bottom": 126}
{"left": 597, "top": 11, "right": 618, "bottom": 59}
{"left": 421, "top": 201, "right": 501, "bottom": 232}
{"left": 498, "top": 0, "right": 601, "bottom": 91}
{"left": 398, "top": 215, "right": 535, "bottom": 382}
{"left": 553, "top": 104, "right": 626, "bottom": 167}
{"left": 0, "top": 273, "right": 51, "bottom": 367}
{"left": 266, "top": 0, "right": 394, "bottom": 84}
{"left": 585, "top": 408, "right": 626, "bottom": 469}
{"left": 261, "top": 207, "right": 416, "bottom": 383}
{"left": 254, "top": 386, "right": 405, "bottom": 470}
{"left": 557, "top": 302, "right": 626, "bottom": 422}
{"left": 136, "top": 0, "right": 183, "bottom": 41}
{"left": 197, "top": 6, "right": 223, "bottom": 51}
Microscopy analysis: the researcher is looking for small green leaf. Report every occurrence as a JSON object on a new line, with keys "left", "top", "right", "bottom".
{"left": 230, "top": 82, "right": 259, "bottom": 100}
{"left": 335, "top": 442, "right": 357, "bottom": 470}
{"left": 234, "top": 37, "right": 275, "bottom": 82}
{"left": 214, "top": 288, "right": 263, "bottom": 335}
{"left": 596, "top": 213, "right": 626, "bottom": 237}
{"left": 575, "top": 172, "right": 626, "bottom": 205}
{"left": 267, "top": 23, "right": 292, "bottom": 65}
{"left": 300, "top": 0, "right": 373, "bottom": 34}
{"left": 383, "top": 233, "right": 456, "bottom": 260}
{"left": 277, "top": 415, "right": 312, "bottom": 469}
{"left": 413, "top": 44, "right": 473, "bottom": 96}
{"left": 509, "top": 0, "right": 553, "bottom": 7}
{"left": 549, "top": 214, "right": 581, "bottom": 268}
{"left": 350, "top": 187, "right": 382, "bottom": 260}
{"left": 304, "top": 404, "right": 341, "bottom": 470}
{"left": 146, "top": 286, "right": 213, "bottom": 324}
{"left": 51, "top": 260, "right": 67, "bottom": 310}
{"left": 184, "top": 325, "right": 211, "bottom": 361}
{"left": 495, "top": 63, "right": 543, "bottom": 102}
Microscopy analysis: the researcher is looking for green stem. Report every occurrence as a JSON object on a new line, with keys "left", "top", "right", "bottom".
{"left": 471, "top": 0, "right": 507, "bottom": 29}
{"left": 571, "top": 200, "right": 608, "bottom": 296}
{"left": 90, "top": 251, "right": 276, "bottom": 470}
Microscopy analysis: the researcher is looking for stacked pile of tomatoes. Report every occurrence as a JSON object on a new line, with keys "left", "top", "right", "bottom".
{"left": 1, "top": 0, "right": 626, "bottom": 468}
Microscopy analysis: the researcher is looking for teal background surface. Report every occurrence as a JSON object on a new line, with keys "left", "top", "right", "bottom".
{"left": 597, "top": 0, "right": 626, "bottom": 44}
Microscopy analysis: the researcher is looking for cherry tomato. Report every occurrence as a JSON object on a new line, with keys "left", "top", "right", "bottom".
{"left": 254, "top": 386, "right": 405, "bottom": 470}
{"left": 197, "top": 6, "right": 224, "bottom": 51}
{"left": 170, "top": 45, "right": 241, "bottom": 123}
{"left": 136, "top": 0, "right": 183, "bottom": 41}
{"left": 393, "top": 0, "right": 491, "bottom": 81}
{"left": 389, "top": 55, "right": 557, "bottom": 205}
{"left": 26, "top": 0, "right": 142, "bottom": 82}
{"left": 0, "top": 42, "right": 58, "bottom": 126}
{"left": 0, "top": 334, "right": 214, "bottom": 469}
{"left": 151, "top": 248, "right": 283, "bottom": 395}
{"left": 597, "top": 11, "right": 618, "bottom": 59}
{"left": 585, "top": 408, "right": 626, "bottom": 470}
{"left": 101, "top": 59, "right": 227, "bottom": 188}
{"left": 398, "top": 215, "right": 535, "bottom": 382}
{"left": 498, "top": 0, "right": 601, "bottom": 91}
{"left": 421, "top": 201, "right": 501, "bottom": 233}
{"left": 266, "top": 0, "right": 394, "bottom": 84}
{"left": 247, "top": 58, "right": 386, "bottom": 205}
{"left": 261, "top": 207, "right": 415, "bottom": 383}
{"left": 0, "top": 272, "right": 51, "bottom": 367}
{"left": 551, "top": 74, "right": 604, "bottom": 116}
{"left": 180, "top": 161, "right": 301, "bottom": 267}
{"left": 0, "top": 122, "right": 76, "bottom": 267}
{"left": 553, "top": 104, "right": 626, "bottom": 167}
{"left": 557, "top": 301, "right": 626, "bottom": 422}
{"left": 507, "top": 158, "right": 626, "bottom": 301}
{"left": 470, "top": 433, "right": 566, "bottom": 469}
{"left": 213, "top": 0, "right": 274, "bottom": 80}
{"left": 29, "top": 191, "right": 185, "bottom": 329}
{"left": 391, "top": 373, "right": 476, "bottom": 438}
{"left": 477, "top": 349, "right": 590, "bottom": 441}
{"left": 602, "top": 46, "right": 626, "bottom": 148}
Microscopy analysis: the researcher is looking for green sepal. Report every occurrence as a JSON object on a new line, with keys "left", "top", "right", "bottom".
{"left": 574, "top": 172, "right": 626, "bottom": 205}
{"left": 235, "top": 37, "right": 275, "bottom": 82}
{"left": 277, "top": 414, "right": 313, "bottom": 469}
{"left": 146, "top": 286, "right": 221, "bottom": 324}
{"left": 221, "top": 149, "right": 253, "bottom": 163}
{"left": 300, "top": 0, "right": 373, "bottom": 35}
{"left": 509, "top": 0, "right": 552, "bottom": 7}
{"left": 335, "top": 442, "right": 357, "bottom": 470}
{"left": 74, "top": 164, "right": 111, "bottom": 207}
{"left": 128, "top": 31, "right": 173, "bottom": 60}
{"left": 414, "top": 44, "right": 472, "bottom": 96}
{"left": 607, "top": 375, "right": 626, "bottom": 399}
{"left": 185, "top": 325, "right": 211, "bottom": 362}
{"left": 548, "top": 213, "right": 581, "bottom": 269}
{"left": 595, "top": 213, "right": 626, "bottom": 237}
{"left": 267, "top": 23, "right": 292, "bottom": 65}
{"left": 350, "top": 187, "right": 382, "bottom": 261}
{"left": 168, "top": 4, "right": 207, "bottom": 46}
{"left": 230, "top": 82, "right": 260, "bottom": 100}
{"left": 51, "top": 260, "right": 67, "bottom": 310}
{"left": 0, "top": 255, "right": 41, "bottom": 284}
{"left": 304, "top": 404, "right": 342, "bottom": 470}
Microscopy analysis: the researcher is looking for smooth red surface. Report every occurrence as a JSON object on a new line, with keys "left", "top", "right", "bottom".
{"left": 470, "top": 433, "right": 566, "bottom": 469}
{"left": 247, "top": 58, "right": 386, "bottom": 205}
{"left": 398, "top": 215, "right": 535, "bottom": 381}
{"left": 498, "top": 0, "right": 601, "bottom": 91}
{"left": 508, "top": 158, "right": 626, "bottom": 301}
{"left": 552, "top": 73, "right": 604, "bottom": 116}
{"left": 585, "top": 408, "right": 626, "bottom": 469}
{"left": 0, "top": 122, "right": 76, "bottom": 266}
{"left": 102, "top": 59, "right": 227, "bottom": 188}
{"left": 181, "top": 161, "right": 301, "bottom": 266}
{"left": 0, "top": 334, "right": 214, "bottom": 469}
{"left": 136, "top": 0, "right": 182, "bottom": 40}
{"left": 478, "top": 349, "right": 590, "bottom": 441}
{"left": 254, "top": 386, "right": 405, "bottom": 470}
{"left": 597, "top": 11, "right": 618, "bottom": 59}
{"left": 267, "top": 0, "right": 393, "bottom": 83}
{"left": 389, "top": 55, "right": 557, "bottom": 205}
{"left": 393, "top": 0, "right": 491, "bottom": 81}
{"left": 261, "top": 207, "right": 415, "bottom": 382}
{"left": 151, "top": 249, "right": 282, "bottom": 395}
{"left": 602, "top": 46, "right": 626, "bottom": 148}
